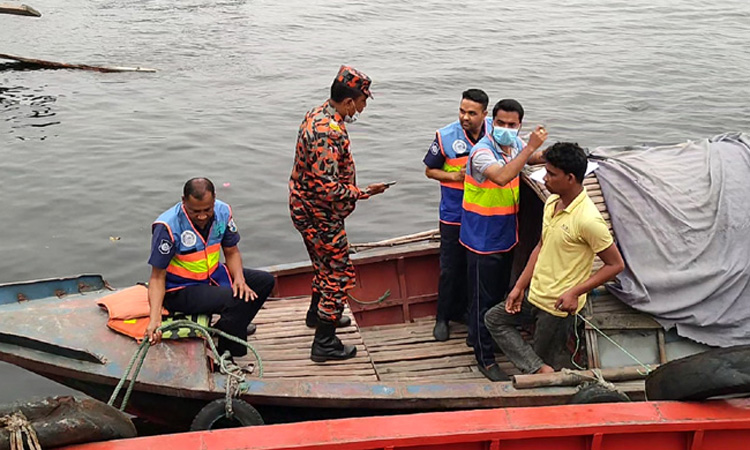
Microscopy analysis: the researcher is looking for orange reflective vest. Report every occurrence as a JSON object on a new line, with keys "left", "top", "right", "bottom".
{"left": 153, "top": 201, "right": 233, "bottom": 291}
{"left": 460, "top": 135, "right": 524, "bottom": 254}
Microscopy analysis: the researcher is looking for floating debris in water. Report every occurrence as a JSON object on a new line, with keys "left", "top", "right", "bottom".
{"left": 109, "top": 236, "right": 121, "bottom": 242}
{"left": 625, "top": 101, "right": 651, "bottom": 112}
{"left": 223, "top": 182, "right": 231, "bottom": 188}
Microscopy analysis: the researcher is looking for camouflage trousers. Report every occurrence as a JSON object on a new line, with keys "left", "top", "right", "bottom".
{"left": 291, "top": 210, "right": 355, "bottom": 322}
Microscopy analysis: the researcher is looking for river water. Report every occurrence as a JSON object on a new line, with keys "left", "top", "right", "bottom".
{"left": 1, "top": 0, "right": 749, "bottom": 404}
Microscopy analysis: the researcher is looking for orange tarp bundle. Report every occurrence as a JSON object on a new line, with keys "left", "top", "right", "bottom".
{"left": 97, "top": 285, "right": 167, "bottom": 342}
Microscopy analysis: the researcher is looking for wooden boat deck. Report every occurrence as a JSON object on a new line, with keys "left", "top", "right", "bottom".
{"left": 241, "top": 297, "right": 377, "bottom": 381}
{"left": 241, "top": 297, "right": 524, "bottom": 382}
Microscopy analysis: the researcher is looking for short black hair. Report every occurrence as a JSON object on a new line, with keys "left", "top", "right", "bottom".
{"left": 183, "top": 177, "right": 216, "bottom": 200}
{"left": 492, "top": 99, "right": 524, "bottom": 123}
{"left": 330, "top": 81, "right": 365, "bottom": 103}
{"left": 544, "top": 142, "right": 587, "bottom": 183}
{"left": 462, "top": 89, "right": 489, "bottom": 110}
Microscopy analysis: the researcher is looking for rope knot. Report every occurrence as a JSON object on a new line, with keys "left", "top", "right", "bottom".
{"left": 1, "top": 412, "right": 42, "bottom": 450}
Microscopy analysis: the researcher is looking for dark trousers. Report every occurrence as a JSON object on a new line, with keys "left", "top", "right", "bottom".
{"left": 436, "top": 222, "right": 468, "bottom": 323}
{"left": 163, "top": 268, "right": 275, "bottom": 357}
{"left": 467, "top": 250, "right": 513, "bottom": 368}
{"left": 484, "top": 295, "right": 575, "bottom": 373}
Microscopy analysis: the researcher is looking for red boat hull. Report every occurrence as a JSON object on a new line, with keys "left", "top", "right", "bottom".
{"left": 64, "top": 399, "right": 750, "bottom": 450}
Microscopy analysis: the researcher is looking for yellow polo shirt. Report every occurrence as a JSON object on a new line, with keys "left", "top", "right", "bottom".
{"left": 528, "top": 188, "right": 614, "bottom": 317}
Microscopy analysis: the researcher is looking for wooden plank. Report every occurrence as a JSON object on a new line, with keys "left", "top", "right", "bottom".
{"left": 657, "top": 329, "right": 667, "bottom": 364}
{"left": 377, "top": 355, "right": 478, "bottom": 373}
{"left": 367, "top": 339, "right": 472, "bottom": 354}
{"left": 0, "top": 4, "right": 41, "bottom": 17}
{"left": 0, "top": 53, "right": 156, "bottom": 72}
{"left": 588, "top": 313, "right": 662, "bottom": 330}
{"left": 383, "top": 372, "right": 486, "bottom": 381}
{"left": 370, "top": 346, "right": 473, "bottom": 363}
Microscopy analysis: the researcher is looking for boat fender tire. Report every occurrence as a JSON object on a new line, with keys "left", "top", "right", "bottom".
{"left": 190, "top": 399, "right": 264, "bottom": 431}
{"left": 568, "top": 383, "right": 630, "bottom": 404}
{"left": 645, "top": 344, "right": 750, "bottom": 401}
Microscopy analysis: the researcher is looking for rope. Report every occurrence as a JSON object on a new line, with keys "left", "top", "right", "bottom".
{"left": 219, "top": 350, "right": 246, "bottom": 420}
{"left": 348, "top": 289, "right": 391, "bottom": 305}
{"left": 108, "top": 320, "right": 262, "bottom": 411}
{"left": 560, "top": 368, "right": 617, "bottom": 391}
{"left": 1, "top": 412, "right": 42, "bottom": 450}
{"left": 576, "top": 314, "right": 653, "bottom": 375}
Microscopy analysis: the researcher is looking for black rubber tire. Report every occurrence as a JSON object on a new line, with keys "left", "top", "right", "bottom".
{"left": 190, "top": 399, "right": 264, "bottom": 431}
{"left": 646, "top": 344, "right": 750, "bottom": 401}
{"left": 568, "top": 383, "right": 631, "bottom": 404}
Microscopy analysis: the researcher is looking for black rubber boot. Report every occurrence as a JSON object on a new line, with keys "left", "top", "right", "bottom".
{"left": 305, "top": 293, "right": 321, "bottom": 328}
{"left": 433, "top": 320, "right": 449, "bottom": 341}
{"left": 310, "top": 320, "right": 357, "bottom": 362}
{"left": 305, "top": 293, "right": 352, "bottom": 328}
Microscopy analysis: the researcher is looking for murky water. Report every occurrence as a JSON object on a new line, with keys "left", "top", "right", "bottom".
{"left": 1, "top": 0, "right": 749, "bottom": 403}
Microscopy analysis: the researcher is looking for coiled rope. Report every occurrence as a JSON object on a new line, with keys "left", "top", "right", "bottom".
{"left": 107, "top": 320, "right": 262, "bottom": 412}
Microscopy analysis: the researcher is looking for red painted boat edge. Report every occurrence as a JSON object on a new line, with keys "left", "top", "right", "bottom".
{"left": 63, "top": 399, "right": 750, "bottom": 450}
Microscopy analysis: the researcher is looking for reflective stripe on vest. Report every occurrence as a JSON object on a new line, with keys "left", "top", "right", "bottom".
{"left": 167, "top": 243, "right": 221, "bottom": 280}
{"left": 441, "top": 156, "right": 468, "bottom": 190}
{"left": 460, "top": 136, "right": 523, "bottom": 253}
{"left": 435, "top": 119, "right": 492, "bottom": 224}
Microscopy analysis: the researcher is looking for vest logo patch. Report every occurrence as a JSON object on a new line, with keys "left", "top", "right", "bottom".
{"left": 430, "top": 141, "right": 439, "bottom": 155}
{"left": 181, "top": 230, "right": 197, "bottom": 247}
{"left": 228, "top": 218, "right": 237, "bottom": 233}
{"left": 452, "top": 140, "right": 467, "bottom": 154}
{"left": 158, "top": 239, "right": 173, "bottom": 255}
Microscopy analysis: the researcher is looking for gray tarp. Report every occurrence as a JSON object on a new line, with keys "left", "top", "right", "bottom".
{"left": 592, "top": 133, "right": 750, "bottom": 347}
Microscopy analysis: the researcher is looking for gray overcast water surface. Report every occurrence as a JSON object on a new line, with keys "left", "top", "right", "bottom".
{"left": 1, "top": 0, "right": 749, "bottom": 403}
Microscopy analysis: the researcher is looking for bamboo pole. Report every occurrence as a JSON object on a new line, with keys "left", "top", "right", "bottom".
{"left": 0, "top": 53, "right": 156, "bottom": 73}
{"left": 512, "top": 365, "right": 654, "bottom": 390}
{"left": 350, "top": 229, "right": 439, "bottom": 250}
{"left": 0, "top": 4, "right": 40, "bottom": 16}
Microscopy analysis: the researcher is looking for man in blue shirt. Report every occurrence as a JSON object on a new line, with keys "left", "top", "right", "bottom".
{"left": 424, "top": 89, "right": 491, "bottom": 342}
{"left": 145, "top": 178, "right": 275, "bottom": 361}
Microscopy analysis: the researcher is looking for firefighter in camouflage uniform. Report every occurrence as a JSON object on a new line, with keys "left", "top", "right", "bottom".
{"left": 289, "top": 66, "right": 389, "bottom": 362}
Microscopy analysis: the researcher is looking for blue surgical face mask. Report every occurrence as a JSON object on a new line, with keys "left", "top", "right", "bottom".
{"left": 492, "top": 126, "right": 519, "bottom": 146}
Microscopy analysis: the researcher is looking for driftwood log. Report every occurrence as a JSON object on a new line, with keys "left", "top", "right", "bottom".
{"left": 0, "top": 53, "right": 156, "bottom": 73}
{"left": 512, "top": 365, "right": 655, "bottom": 390}
{"left": 0, "top": 3, "right": 40, "bottom": 17}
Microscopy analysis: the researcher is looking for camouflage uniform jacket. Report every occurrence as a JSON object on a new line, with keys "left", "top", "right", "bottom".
{"left": 289, "top": 100, "right": 365, "bottom": 222}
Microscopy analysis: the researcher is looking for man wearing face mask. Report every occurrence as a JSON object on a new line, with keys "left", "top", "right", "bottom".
{"left": 289, "top": 65, "right": 389, "bottom": 362}
{"left": 423, "top": 89, "right": 492, "bottom": 342}
{"left": 460, "top": 99, "right": 547, "bottom": 381}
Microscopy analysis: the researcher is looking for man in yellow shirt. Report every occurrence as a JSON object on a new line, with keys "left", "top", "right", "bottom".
{"left": 484, "top": 142, "right": 625, "bottom": 376}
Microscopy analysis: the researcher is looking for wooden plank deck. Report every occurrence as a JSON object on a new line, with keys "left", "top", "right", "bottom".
{"left": 237, "top": 297, "right": 378, "bottom": 381}
{"left": 360, "top": 318, "right": 522, "bottom": 381}
{"left": 238, "top": 299, "right": 526, "bottom": 383}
